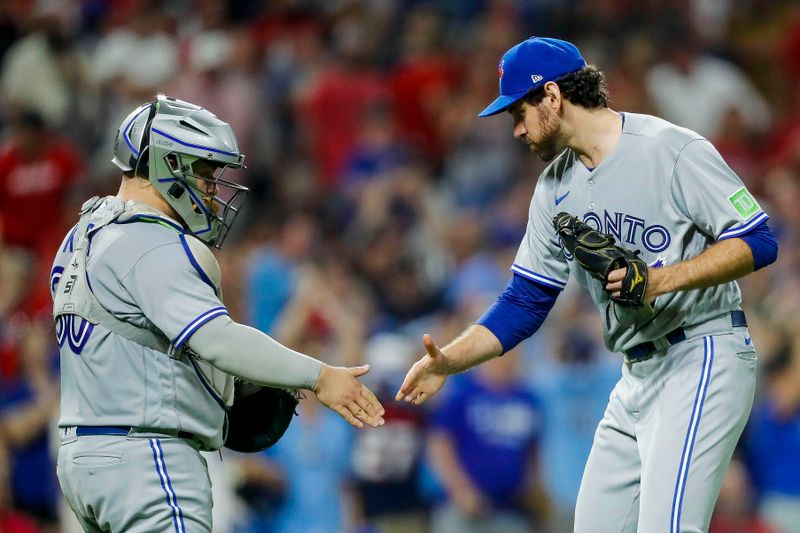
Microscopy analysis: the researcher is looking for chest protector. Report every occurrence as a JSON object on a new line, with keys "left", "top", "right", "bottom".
{"left": 53, "top": 196, "right": 234, "bottom": 406}
{"left": 53, "top": 196, "right": 297, "bottom": 452}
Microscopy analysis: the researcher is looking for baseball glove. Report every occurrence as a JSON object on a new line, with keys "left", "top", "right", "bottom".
{"left": 553, "top": 212, "right": 648, "bottom": 307}
{"left": 224, "top": 380, "right": 299, "bottom": 453}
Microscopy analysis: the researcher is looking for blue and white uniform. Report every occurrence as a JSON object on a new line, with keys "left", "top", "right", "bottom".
{"left": 52, "top": 198, "right": 232, "bottom": 532}
{"left": 481, "top": 113, "right": 775, "bottom": 533}
{"left": 53, "top": 196, "right": 324, "bottom": 532}
{"left": 513, "top": 113, "right": 764, "bottom": 352}
{"left": 53, "top": 96, "right": 331, "bottom": 533}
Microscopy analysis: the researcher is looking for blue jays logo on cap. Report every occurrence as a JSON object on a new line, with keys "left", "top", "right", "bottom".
{"left": 479, "top": 37, "right": 587, "bottom": 117}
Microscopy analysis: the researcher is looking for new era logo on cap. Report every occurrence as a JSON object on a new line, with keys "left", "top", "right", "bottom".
{"left": 479, "top": 37, "right": 587, "bottom": 117}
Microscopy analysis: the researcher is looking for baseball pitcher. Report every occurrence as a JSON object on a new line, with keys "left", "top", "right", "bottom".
{"left": 51, "top": 95, "right": 384, "bottom": 532}
{"left": 396, "top": 37, "right": 778, "bottom": 533}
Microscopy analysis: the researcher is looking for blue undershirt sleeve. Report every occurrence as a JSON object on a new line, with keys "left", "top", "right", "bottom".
{"left": 737, "top": 221, "right": 778, "bottom": 271}
{"left": 477, "top": 273, "right": 561, "bottom": 354}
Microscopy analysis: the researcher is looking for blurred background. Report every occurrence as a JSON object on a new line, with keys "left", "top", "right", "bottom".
{"left": 0, "top": 0, "right": 798, "bottom": 532}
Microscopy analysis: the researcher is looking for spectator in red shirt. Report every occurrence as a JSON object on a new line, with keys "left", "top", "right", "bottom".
{"left": 389, "top": 5, "right": 461, "bottom": 166}
{"left": 294, "top": 11, "right": 390, "bottom": 188}
{"left": 0, "top": 110, "right": 83, "bottom": 256}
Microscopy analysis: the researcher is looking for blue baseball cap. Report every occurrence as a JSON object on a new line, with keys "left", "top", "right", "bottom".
{"left": 479, "top": 37, "right": 587, "bottom": 117}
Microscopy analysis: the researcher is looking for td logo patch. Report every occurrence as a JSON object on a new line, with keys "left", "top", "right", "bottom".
{"left": 728, "top": 187, "right": 760, "bottom": 220}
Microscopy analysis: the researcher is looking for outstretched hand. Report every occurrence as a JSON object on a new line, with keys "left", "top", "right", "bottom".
{"left": 395, "top": 334, "right": 451, "bottom": 405}
{"left": 314, "top": 365, "right": 385, "bottom": 428}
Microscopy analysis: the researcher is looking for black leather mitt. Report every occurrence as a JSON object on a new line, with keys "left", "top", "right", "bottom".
{"left": 553, "top": 212, "right": 648, "bottom": 307}
{"left": 224, "top": 380, "right": 299, "bottom": 453}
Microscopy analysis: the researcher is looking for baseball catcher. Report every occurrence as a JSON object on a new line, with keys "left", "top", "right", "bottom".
{"left": 553, "top": 211, "right": 648, "bottom": 307}
{"left": 52, "top": 95, "right": 384, "bottom": 533}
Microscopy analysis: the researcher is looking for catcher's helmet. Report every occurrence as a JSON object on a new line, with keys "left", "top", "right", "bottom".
{"left": 112, "top": 95, "right": 248, "bottom": 247}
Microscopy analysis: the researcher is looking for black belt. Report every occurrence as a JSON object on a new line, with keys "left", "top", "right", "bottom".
{"left": 75, "top": 426, "right": 198, "bottom": 440}
{"left": 624, "top": 310, "right": 747, "bottom": 363}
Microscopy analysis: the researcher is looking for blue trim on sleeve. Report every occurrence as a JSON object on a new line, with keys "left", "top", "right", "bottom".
{"left": 178, "top": 234, "right": 216, "bottom": 291}
{"left": 739, "top": 221, "right": 778, "bottom": 271}
{"left": 477, "top": 273, "right": 560, "bottom": 353}
{"left": 510, "top": 263, "right": 567, "bottom": 289}
{"left": 173, "top": 306, "right": 228, "bottom": 349}
{"left": 718, "top": 212, "right": 768, "bottom": 240}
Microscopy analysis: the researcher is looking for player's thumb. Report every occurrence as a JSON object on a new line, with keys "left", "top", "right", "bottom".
{"left": 348, "top": 364, "right": 370, "bottom": 378}
{"left": 423, "top": 334, "right": 439, "bottom": 358}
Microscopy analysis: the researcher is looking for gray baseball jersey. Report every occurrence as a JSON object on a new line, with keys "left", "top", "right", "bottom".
{"left": 513, "top": 112, "right": 763, "bottom": 532}
{"left": 514, "top": 112, "right": 766, "bottom": 353}
{"left": 51, "top": 196, "right": 232, "bottom": 451}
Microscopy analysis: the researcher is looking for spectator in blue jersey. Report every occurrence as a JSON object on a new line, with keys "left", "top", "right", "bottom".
{"left": 743, "top": 337, "right": 800, "bottom": 533}
{"left": 237, "top": 273, "right": 364, "bottom": 533}
{"left": 0, "top": 321, "right": 60, "bottom": 529}
{"left": 426, "top": 349, "right": 550, "bottom": 533}
{"left": 0, "top": 439, "right": 41, "bottom": 533}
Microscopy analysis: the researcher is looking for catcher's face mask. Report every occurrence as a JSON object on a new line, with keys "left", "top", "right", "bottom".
{"left": 111, "top": 95, "right": 249, "bottom": 248}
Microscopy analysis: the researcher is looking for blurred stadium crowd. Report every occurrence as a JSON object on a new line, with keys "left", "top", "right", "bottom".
{"left": 0, "top": 0, "right": 798, "bottom": 532}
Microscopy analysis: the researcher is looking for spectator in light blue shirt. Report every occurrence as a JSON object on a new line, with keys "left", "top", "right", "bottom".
{"left": 245, "top": 211, "right": 317, "bottom": 334}
{"left": 240, "top": 394, "right": 355, "bottom": 533}
{"left": 531, "top": 323, "right": 619, "bottom": 532}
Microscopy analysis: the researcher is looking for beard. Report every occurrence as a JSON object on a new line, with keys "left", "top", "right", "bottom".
{"left": 529, "top": 106, "right": 562, "bottom": 162}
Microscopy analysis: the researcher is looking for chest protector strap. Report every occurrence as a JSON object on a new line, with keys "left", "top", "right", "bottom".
{"left": 52, "top": 196, "right": 174, "bottom": 355}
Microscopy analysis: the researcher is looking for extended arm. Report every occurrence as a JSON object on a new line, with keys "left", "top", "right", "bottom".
{"left": 432, "top": 325, "right": 504, "bottom": 374}
{"left": 187, "top": 315, "right": 384, "bottom": 428}
{"left": 188, "top": 315, "right": 323, "bottom": 389}
{"left": 396, "top": 275, "right": 560, "bottom": 404}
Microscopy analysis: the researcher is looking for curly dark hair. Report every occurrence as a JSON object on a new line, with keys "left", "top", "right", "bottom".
{"left": 523, "top": 65, "right": 609, "bottom": 109}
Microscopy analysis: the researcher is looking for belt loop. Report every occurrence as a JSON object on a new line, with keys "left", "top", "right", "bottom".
{"left": 651, "top": 337, "right": 670, "bottom": 351}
